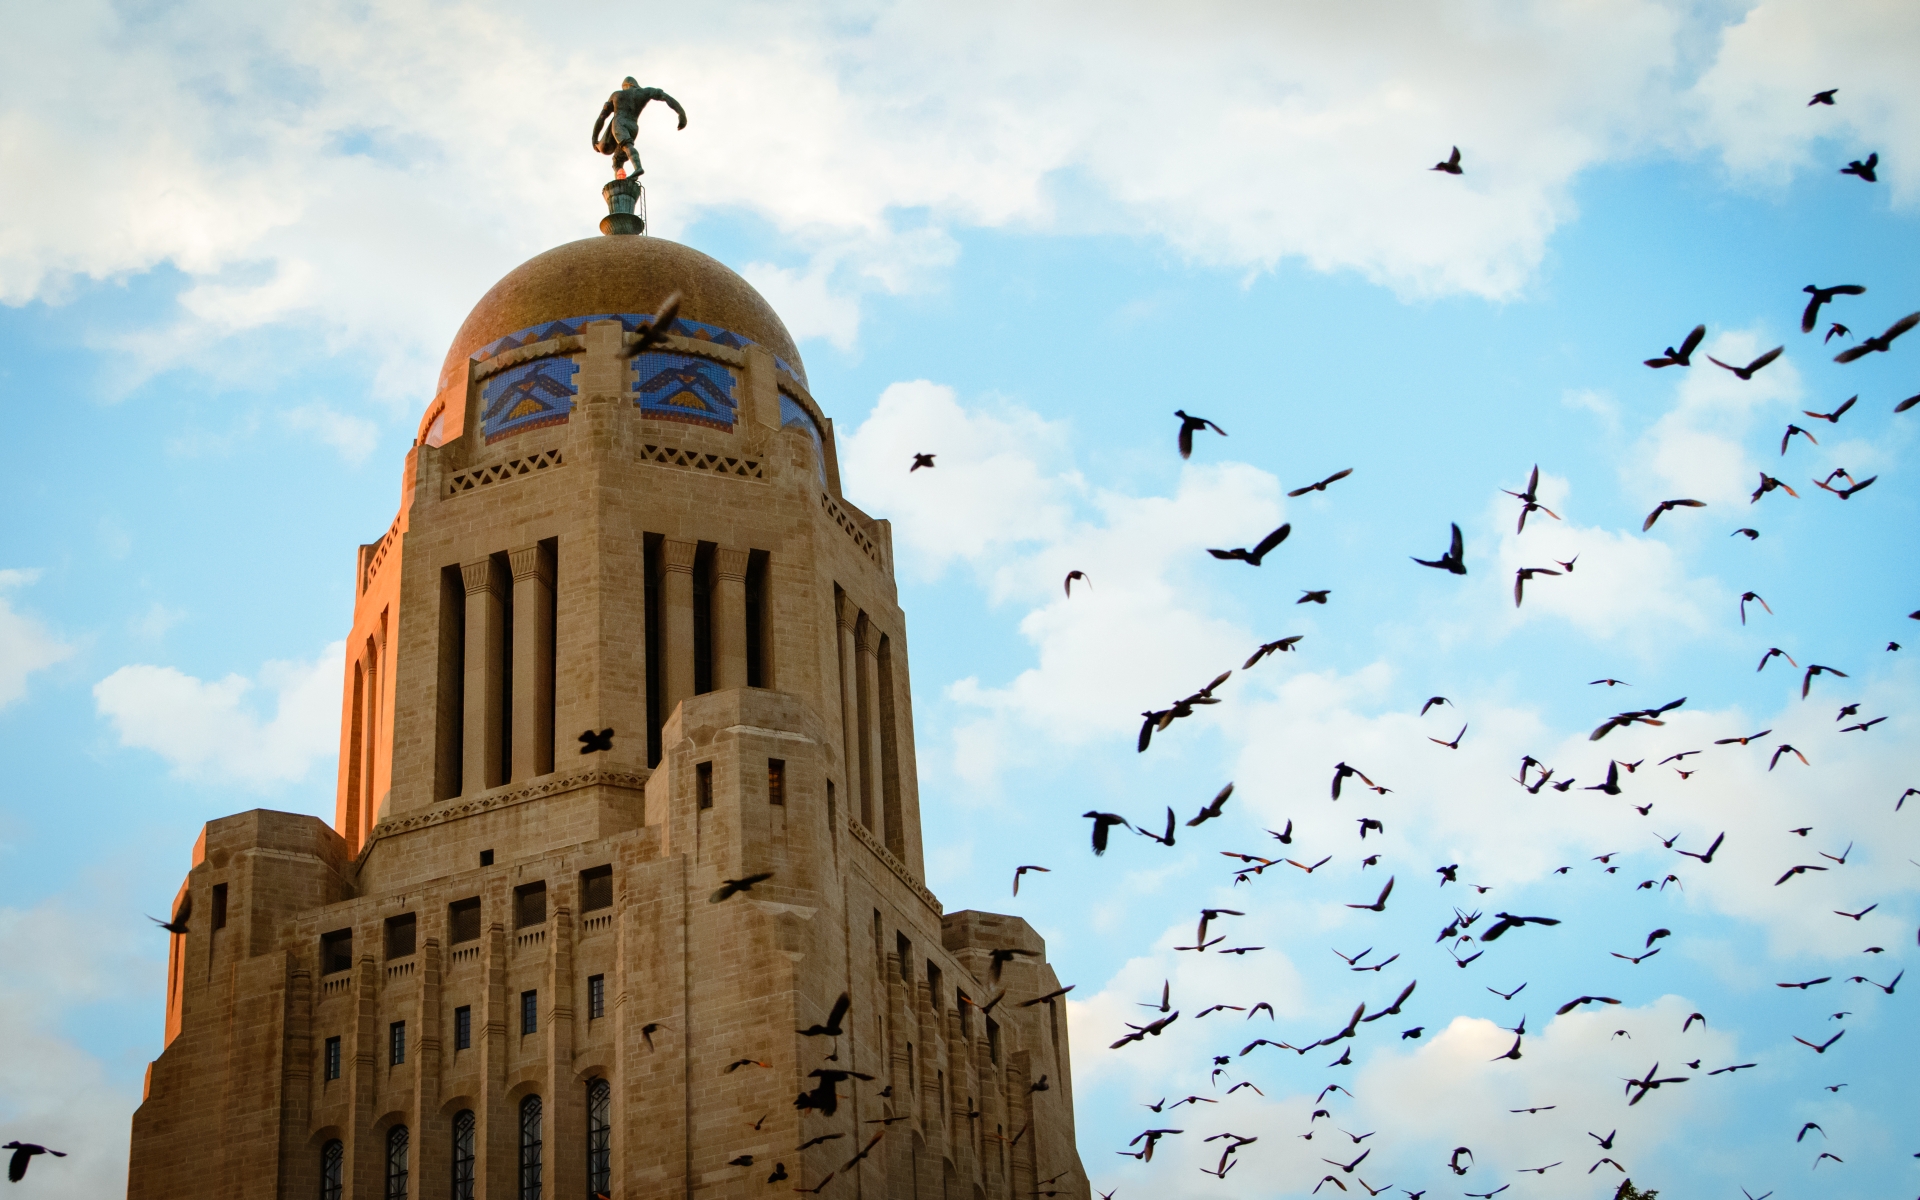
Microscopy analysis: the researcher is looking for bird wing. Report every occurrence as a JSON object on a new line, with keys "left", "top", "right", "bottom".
{"left": 1251, "top": 524, "right": 1292, "bottom": 561}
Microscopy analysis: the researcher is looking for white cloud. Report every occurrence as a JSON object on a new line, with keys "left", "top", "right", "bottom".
{"left": 1627, "top": 328, "right": 1805, "bottom": 510}
{"left": 0, "top": 569, "right": 74, "bottom": 710}
{"left": 4, "top": 1, "right": 1918, "bottom": 395}
{"left": 93, "top": 641, "right": 344, "bottom": 788}
{"left": 283, "top": 402, "right": 381, "bottom": 464}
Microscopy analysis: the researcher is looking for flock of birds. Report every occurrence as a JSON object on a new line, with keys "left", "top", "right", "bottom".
{"left": 909, "top": 93, "right": 1914, "bottom": 1200}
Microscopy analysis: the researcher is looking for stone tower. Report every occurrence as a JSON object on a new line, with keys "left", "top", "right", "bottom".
{"left": 126, "top": 227, "right": 1089, "bottom": 1199}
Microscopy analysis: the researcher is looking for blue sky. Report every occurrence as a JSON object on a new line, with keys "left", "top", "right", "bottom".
{"left": 3, "top": 2, "right": 1919, "bottom": 1196}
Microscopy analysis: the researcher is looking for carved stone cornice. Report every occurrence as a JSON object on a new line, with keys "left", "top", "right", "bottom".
{"left": 469, "top": 335, "right": 586, "bottom": 383}
{"left": 662, "top": 537, "right": 698, "bottom": 574}
{"left": 460, "top": 558, "right": 503, "bottom": 597}
{"left": 714, "top": 547, "right": 750, "bottom": 583}
{"left": 847, "top": 816, "right": 941, "bottom": 917}
{"left": 508, "top": 544, "right": 554, "bottom": 585}
{"left": 836, "top": 592, "right": 860, "bottom": 631}
{"left": 367, "top": 768, "right": 649, "bottom": 841}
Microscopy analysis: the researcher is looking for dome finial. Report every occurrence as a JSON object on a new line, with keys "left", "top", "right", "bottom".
{"left": 591, "top": 77, "right": 688, "bottom": 236}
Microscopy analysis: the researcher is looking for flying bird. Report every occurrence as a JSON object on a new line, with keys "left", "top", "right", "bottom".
{"left": 1803, "top": 395, "right": 1857, "bottom": 423}
{"left": 1346, "top": 877, "right": 1395, "bottom": 912}
{"left": 1801, "top": 663, "right": 1848, "bottom": 698}
{"left": 1678, "top": 833, "right": 1725, "bottom": 863}
{"left": 1063, "top": 570, "right": 1089, "bottom": 597}
{"left": 1769, "top": 744, "right": 1808, "bottom": 770}
{"left": 1834, "top": 310, "right": 1917, "bottom": 361}
{"left": 1209, "top": 524, "right": 1291, "bottom": 566}
{"left": 1011, "top": 865, "right": 1050, "bottom": 895}
{"left": 1513, "top": 566, "right": 1559, "bottom": 607}
{"left": 1809, "top": 88, "right": 1837, "bottom": 105}
{"left": 1775, "top": 864, "right": 1827, "bottom": 885}
{"left": 1290, "top": 468, "right": 1354, "bottom": 497}
{"left": 1429, "top": 724, "right": 1467, "bottom": 749}
{"left": 1794, "top": 1031, "right": 1845, "bottom": 1053}
{"left": 1645, "top": 324, "right": 1706, "bottom": 368}
{"left": 578, "top": 727, "right": 614, "bottom": 753}
{"left": 909, "top": 453, "right": 936, "bottom": 471}
{"left": 1802, "top": 284, "right": 1866, "bottom": 333}
{"left": 1732, "top": 527, "right": 1760, "bottom": 539}
{"left": 1411, "top": 523, "right": 1467, "bottom": 574}
{"left": 1186, "top": 783, "right": 1235, "bottom": 826}
{"left": 1299, "top": 589, "right": 1332, "bottom": 604}
{"left": 1174, "top": 409, "right": 1226, "bottom": 458}
{"left": 149, "top": 895, "right": 191, "bottom": 936}
{"left": 1431, "top": 146, "right": 1463, "bottom": 174}
{"left": 1839, "top": 152, "right": 1878, "bottom": 182}
{"left": 1642, "top": 498, "right": 1705, "bottom": 531}
{"left": 4, "top": 1143, "right": 66, "bottom": 1183}
{"left": 1244, "top": 635, "right": 1303, "bottom": 668}
{"left": 1420, "top": 696, "right": 1451, "bottom": 715}
{"left": 1503, "top": 465, "right": 1559, "bottom": 532}
{"left": 1557, "top": 995, "right": 1621, "bottom": 1016}
{"left": 710, "top": 872, "right": 775, "bottom": 903}
{"left": 1082, "top": 811, "right": 1132, "bottom": 855}
{"left": 1708, "top": 345, "right": 1783, "bottom": 380}
{"left": 1779, "top": 424, "right": 1818, "bottom": 455}
{"left": 1751, "top": 473, "right": 1798, "bottom": 502}
{"left": 797, "top": 993, "right": 851, "bottom": 1038}
{"left": 1480, "top": 912, "right": 1560, "bottom": 941}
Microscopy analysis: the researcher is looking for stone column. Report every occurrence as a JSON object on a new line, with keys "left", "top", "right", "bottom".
{"left": 661, "top": 538, "right": 698, "bottom": 721}
{"left": 508, "top": 544, "right": 555, "bottom": 782}
{"left": 711, "top": 547, "right": 750, "bottom": 691}
{"left": 857, "top": 617, "right": 886, "bottom": 847}
{"left": 461, "top": 558, "right": 507, "bottom": 793}
{"left": 835, "top": 594, "right": 864, "bottom": 828}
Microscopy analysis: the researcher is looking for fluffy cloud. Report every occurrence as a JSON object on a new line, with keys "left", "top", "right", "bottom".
{"left": 0, "top": 569, "right": 74, "bottom": 710}
{"left": 5, "top": 1, "right": 1919, "bottom": 401}
{"left": 93, "top": 641, "right": 344, "bottom": 788}
{"left": 1626, "top": 328, "right": 1806, "bottom": 509}
{"left": 282, "top": 403, "right": 381, "bottom": 464}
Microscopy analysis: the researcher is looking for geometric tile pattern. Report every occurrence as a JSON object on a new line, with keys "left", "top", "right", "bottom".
{"left": 481, "top": 357, "right": 578, "bottom": 444}
{"left": 445, "top": 449, "right": 566, "bottom": 497}
{"left": 469, "top": 313, "right": 806, "bottom": 389}
{"left": 637, "top": 443, "right": 765, "bottom": 479}
{"left": 780, "top": 393, "right": 828, "bottom": 485}
{"left": 633, "top": 352, "right": 737, "bottom": 431}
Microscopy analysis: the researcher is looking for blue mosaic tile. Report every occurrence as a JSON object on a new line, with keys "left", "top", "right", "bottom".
{"left": 633, "top": 352, "right": 737, "bottom": 430}
{"left": 470, "top": 312, "right": 805, "bottom": 388}
{"left": 481, "top": 357, "right": 578, "bottom": 443}
{"left": 780, "top": 393, "right": 828, "bottom": 486}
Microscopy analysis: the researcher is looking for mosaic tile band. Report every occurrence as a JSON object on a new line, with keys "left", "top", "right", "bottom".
{"left": 481, "top": 357, "right": 579, "bottom": 444}
{"left": 469, "top": 313, "right": 807, "bottom": 389}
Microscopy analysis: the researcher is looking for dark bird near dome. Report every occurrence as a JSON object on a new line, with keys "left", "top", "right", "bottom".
{"left": 578, "top": 727, "right": 614, "bottom": 754}
{"left": 1063, "top": 570, "right": 1088, "bottom": 597}
{"left": 1431, "top": 146, "right": 1463, "bottom": 174}
{"left": 1082, "top": 811, "right": 1131, "bottom": 855}
{"left": 1208, "top": 524, "right": 1291, "bottom": 566}
{"left": 1187, "top": 783, "right": 1234, "bottom": 827}
{"left": 4, "top": 1143, "right": 66, "bottom": 1183}
{"left": 1174, "top": 409, "right": 1226, "bottom": 458}
{"left": 1411, "top": 523, "right": 1467, "bottom": 574}
{"left": 1801, "top": 663, "right": 1847, "bottom": 698}
{"left": 1289, "top": 468, "right": 1354, "bottom": 497}
{"left": 1835, "top": 310, "right": 1917, "bottom": 361}
{"left": 1503, "top": 464, "right": 1559, "bottom": 532}
{"left": 149, "top": 894, "right": 191, "bottom": 936}
{"left": 630, "top": 292, "right": 682, "bottom": 355}
{"left": 1810, "top": 88, "right": 1838, "bottom": 105}
{"left": 1805, "top": 395, "right": 1857, "bottom": 423}
{"left": 798, "top": 993, "right": 851, "bottom": 1038}
{"left": 1513, "top": 567, "right": 1559, "bottom": 607}
{"left": 1645, "top": 324, "right": 1706, "bottom": 368}
{"left": 1751, "top": 473, "right": 1798, "bottom": 502}
{"left": 1556, "top": 995, "right": 1621, "bottom": 1016}
{"left": 710, "top": 872, "right": 775, "bottom": 903}
{"left": 1708, "top": 346, "right": 1784, "bottom": 380}
{"left": 1244, "top": 635, "right": 1303, "bottom": 668}
{"left": 909, "top": 453, "right": 936, "bottom": 471}
{"left": 1011, "top": 865, "right": 1049, "bottom": 895}
{"left": 1642, "top": 498, "right": 1705, "bottom": 530}
{"left": 1839, "top": 152, "right": 1878, "bottom": 182}
{"left": 1299, "top": 589, "right": 1332, "bottom": 604}
{"left": 1802, "top": 284, "right": 1866, "bottom": 333}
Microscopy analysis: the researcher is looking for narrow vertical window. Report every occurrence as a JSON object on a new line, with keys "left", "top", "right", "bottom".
{"left": 986, "top": 1018, "right": 1000, "bottom": 1066}
{"left": 519, "top": 1093, "right": 544, "bottom": 1200}
{"left": 767, "top": 758, "right": 786, "bottom": 806}
{"left": 521, "top": 989, "right": 539, "bottom": 1036}
{"left": 827, "top": 779, "right": 836, "bottom": 826}
{"left": 384, "top": 1124, "right": 409, "bottom": 1200}
{"left": 436, "top": 565, "right": 466, "bottom": 801}
{"left": 324, "top": 1036, "right": 341, "bottom": 1081}
{"left": 744, "top": 548, "right": 771, "bottom": 689}
{"left": 896, "top": 933, "right": 911, "bottom": 983}
{"left": 389, "top": 1020, "right": 406, "bottom": 1066}
{"left": 450, "top": 1110, "right": 476, "bottom": 1200}
{"left": 586, "top": 1077, "right": 612, "bottom": 1194}
{"left": 877, "top": 633, "right": 904, "bottom": 857}
{"left": 319, "top": 1138, "right": 344, "bottom": 1200}
{"left": 211, "top": 883, "right": 228, "bottom": 931}
{"left": 872, "top": 910, "right": 883, "bottom": 977}
{"left": 696, "top": 760, "right": 713, "bottom": 809}
{"left": 579, "top": 865, "right": 613, "bottom": 911}
{"left": 588, "top": 974, "right": 606, "bottom": 1020}
{"left": 454, "top": 1006, "right": 472, "bottom": 1051}
{"left": 927, "top": 962, "right": 944, "bottom": 1014}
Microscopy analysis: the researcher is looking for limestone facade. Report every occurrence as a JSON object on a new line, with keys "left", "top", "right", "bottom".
{"left": 127, "top": 234, "right": 1088, "bottom": 1199}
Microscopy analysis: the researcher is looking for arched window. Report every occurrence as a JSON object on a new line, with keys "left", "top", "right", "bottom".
{"left": 318, "top": 1139, "right": 344, "bottom": 1200}
{"left": 519, "top": 1094, "right": 543, "bottom": 1200}
{"left": 586, "top": 1078, "right": 611, "bottom": 1193}
{"left": 384, "top": 1125, "right": 410, "bottom": 1199}
{"left": 451, "top": 1110, "right": 476, "bottom": 1200}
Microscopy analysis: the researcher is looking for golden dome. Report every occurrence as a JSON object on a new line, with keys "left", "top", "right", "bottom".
{"left": 435, "top": 235, "right": 804, "bottom": 398}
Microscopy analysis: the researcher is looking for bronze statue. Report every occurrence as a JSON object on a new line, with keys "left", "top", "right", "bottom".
{"left": 592, "top": 78, "right": 687, "bottom": 179}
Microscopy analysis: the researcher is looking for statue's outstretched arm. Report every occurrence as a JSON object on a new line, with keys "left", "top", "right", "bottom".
{"left": 591, "top": 99, "right": 615, "bottom": 147}
{"left": 659, "top": 89, "right": 688, "bottom": 130}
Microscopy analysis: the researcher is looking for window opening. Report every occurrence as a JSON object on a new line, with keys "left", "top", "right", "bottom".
{"left": 514, "top": 882, "right": 547, "bottom": 929}
{"left": 211, "top": 883, "right": 228, "bottom": 931}
{"left": 449, "top": 897, "right": 481, "bottom": 944}
{"left": 319, "top": 1139, "right": 344, "bottom": 1200}
{"left": 522, "top": 989, "right": 539, "bottom": 1036}
{"left": 324, "top": 1036, "right": 342, "bottom": 1081}
{"left": 768, "top": 758, "right": 786, "bottom": 806}
{"left": 519, "top": 1094, "right": 544, "bottom": 1200}
{"left": 586, "top": 1077, "right": 612, "bottom": 1194}
{"left": 389, "top": 1020, "right": 407, "bottom": 1066}
{"left": 896, "top": 933, "right": 911, "bottom": 983}
{"left": 696, "top": 761, "right": 713, "bottom": 809}
{"left": 384, "top": 1124, "right": 410, "bottom": 1200}
{"left": 580, "top": 865, "right": 613, "bottom": 911}
{"left": 986, "top": 1018, "right": 1000, "bottom": 1066}
{"left": 386, "top": 913, "right": 417, "bottom": 959}
{"left": 692, "top": 540, "right": 715, "bottom": 695}
{"left": 450, "top": 1110, "right": 476, "bottom": 1200}
{"left": 588, "top": 974, "right": 606, "bottom": 1020}
{"left": 320, "top": 928, "right": 353, "bottom": 975}
{"left": 436, "top": 565, "right": 465, "bottom": 801}
{"left": 480, "top": 849, "right": 495, "bottom": 867}
{"left": 643, "top": 532, "right": 664, "bottom": 767}
{"left": 454, "top": 1006, "right": 472, "bottom": 1051}
{"left": 927, "top": 962, "right": 944, "bottom": 1014}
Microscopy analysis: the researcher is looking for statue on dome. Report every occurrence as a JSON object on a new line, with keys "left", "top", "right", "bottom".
{"left": 592, "top": 78, "right": 688, "bottom": 180}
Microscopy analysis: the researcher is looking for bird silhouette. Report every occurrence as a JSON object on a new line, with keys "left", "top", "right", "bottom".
{"left": 1082, "top": 811, "right": 1131, "bottom": 854}
{"left": 909, "top": 452, "right": 935, "bottom": 471}
{"left": 1011, "top": 865, "right": 1050, "bottom": 895}
{"left": 1174, "top": 410, "right": 1226, "bottom": 458}
{"left": 1708, "top": 346, "right": 1784, "bottom": 380}
{"left": 1063, "top": 570, "right": 1089, "bottom": 597}
{"left": 1809, "top": 88, "right": 1837, "bottom": 105}
{"left": 710, "top": 872, "right": 775, "bottom": 903}
{"left": 4, "top": 1143, "right": 66, "bottom": 1183}
{"left": 1801, "top": 284, "right": 1866, "bottom": 333}
{"left": 1290, "top": 468, "right": 1354, "bottom": 497}
{"left": 1208, "top": 524, "right": 1291, "bottom": 566}
{"left": 578, "top": 727, "right": 614, "bottom": 753}
{"left": 1513, "top": 567, "right": 1559, "bottom": 607}
{"left": 1642, "top": 498, "right": 1705, "bottom": 530}
{"left": 1431, "top": 146, "right": 1463, "bottom": 174}
{"left": 1834, "top": 311, "right": 1916, "bottom": 361}
{"left": 1411, "top": 523, "right": 1467, "bottom": 574}
{"left": 1645, "top": 324, "right": 1706, "bottom": 368}
{"left": 1299, "top": 589, "right": 1332, "bottom": 604}
{"left": 1803, "top": 395, "right": 1856, "bottom": 423}
{"left": 1839, "top": 152, "right": 1878, "bottom": 182}
{"left": 1243, "top": 635, "right": 1304, "bottom": 668}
